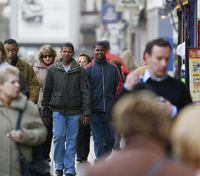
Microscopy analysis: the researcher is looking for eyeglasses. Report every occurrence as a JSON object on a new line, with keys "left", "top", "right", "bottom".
{"left": 78, "top": 59, "right": 86, "bottom": 63}
{"left": 42, "top": 54, "right": 53, "bottom": 58}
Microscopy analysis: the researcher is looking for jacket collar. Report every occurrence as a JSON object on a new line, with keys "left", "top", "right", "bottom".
{"left": 0, "top": 93, "right": 27, "bottom": 110}
{"left": 56, "top": 58, "right": 79, "bottom": 71}
{"left": 94, "top": 57, "right": 107, "bottom": 64}
{"left": 34, "top": 60, "right": 47, "bottom": 69}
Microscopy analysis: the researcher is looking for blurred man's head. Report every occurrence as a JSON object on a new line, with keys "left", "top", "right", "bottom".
{"left": 93, "top": 41, "right": 106, "bottom": 62}
{"left": 4, "top": 39, "right": 18, "bottom": 62}
{"left": 112, "top": 90, "right": 170, "bottom": 145}
{"left": 145, "top": 38, "right": 172, "bottom": 78}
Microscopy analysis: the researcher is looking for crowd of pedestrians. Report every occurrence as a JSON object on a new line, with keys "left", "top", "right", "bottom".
{"left": 0, "top": 37, "right": 199, "bottom": 176}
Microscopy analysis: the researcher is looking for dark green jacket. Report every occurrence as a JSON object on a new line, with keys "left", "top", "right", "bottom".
{"left": 41, "top": 58, "right": 91, "bottom": 117}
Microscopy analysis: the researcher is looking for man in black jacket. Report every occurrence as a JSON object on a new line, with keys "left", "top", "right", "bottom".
{"left": 41, "top": 43, "right": 91, "bottom": 176}
{"left": 120, "top": 38, "right": 192, "bottom": 118}
{"left": 85, "top": 41, "right": 122, "bottom": 161}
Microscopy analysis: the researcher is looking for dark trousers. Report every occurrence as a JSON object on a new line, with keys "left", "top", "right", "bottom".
{"left": 76, "top": 121, "right": 91, "bottom": 159}
{"left": 39, "top": 109, "right": 53, "bottom": 159}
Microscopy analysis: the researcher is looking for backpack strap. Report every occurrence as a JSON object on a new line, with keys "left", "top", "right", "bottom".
{"left": 16, "top": 111, "right": 23, "bottom": 153}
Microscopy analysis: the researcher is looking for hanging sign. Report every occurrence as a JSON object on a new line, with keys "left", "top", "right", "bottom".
{"left": 188, "top": 48, "right": 200, "bottom": 105}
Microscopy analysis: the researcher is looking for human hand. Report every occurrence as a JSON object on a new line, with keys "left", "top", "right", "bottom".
{"left": 9, "top": 129, "right": 24, "bottom": 142}
{"left": 156, "top": 100, "right": 173, "bottom": 117}
{"left": 81, "top": 116, "right": 90, "bottom": 126}
{"left": 42, "top": 116, "right": 50, "bottom": 126}
{"left": 125, "top": 71, "right": 140, "bottom": 90}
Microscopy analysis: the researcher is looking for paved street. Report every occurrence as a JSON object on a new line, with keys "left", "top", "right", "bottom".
{"left": 49, "top": 136, "right": 95, "bottom": 176}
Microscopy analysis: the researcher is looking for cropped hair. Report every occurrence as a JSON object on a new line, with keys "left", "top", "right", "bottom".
{"left": 0, "top": 65, "right": 19, "bottom": 85}
{"left": 112, "top": 90, "right": 170, "bottom": 144}
{"left": 146, "top": 38, "right": 172, "bottom": 55}
{"left": 78, "top": 53, "right": 91, "bottom": 63}
{"left": 4, "top": 39, "right": 18, "bottom": 47}
{"left": 0, "top": 41, "right": 8, "bottom": 63}
{"left": 93, "top": 41, "right": 107, "bottom": 50}
{"left": 171, "top": 105, "right": 200, "bottom": 167}
{"left": 38, "top": 45, "right": 57, "bottom": 63}
{"left": 100, "top": 40, "right": 110, "bottom": 50}
{"left": 61, "top": 43, "right": 74, "bottom": 52}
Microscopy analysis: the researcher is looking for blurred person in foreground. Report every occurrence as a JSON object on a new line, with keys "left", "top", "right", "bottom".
{"left": 41, "top": 43, "right": 91, "bottom": 176}
{"left": 0, "top": 65, "right": 47, "bottom": 176}
{"left": 119, "top": 38, "right": 192, "bottom": 118}
{"left": 33, "top": 45, "right": 57, "bottom": 162}
{"left": 86, "top": 90, "right": 195, "bottom": 176}
{"left": 85, "top": 41, "right": 122, "bottom": 161}
{"left": 171, "top": 105, "right": 200, "bottom": 175}
{"left": 121, "top": 50, "right": 137, "bottom": 72}
{"left": 76, "top": 53, "right": 92, "bottom": 163}
{"left": 4, "top": 39, "right": 39, "bottom": 104}
{"left": 0, "top": 41, "right": 29, "bottom": 98}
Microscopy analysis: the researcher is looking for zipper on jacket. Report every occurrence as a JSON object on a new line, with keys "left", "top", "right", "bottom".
{"left": 101, "top": 63, "right": 106, "bottom": 112}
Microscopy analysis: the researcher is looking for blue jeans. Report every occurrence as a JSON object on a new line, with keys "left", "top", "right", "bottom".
{"left": 90, "top": 112, "right": 114, "bottom": 160}
{"left": 52, "top": 111, "right": 80, "bottom": 175}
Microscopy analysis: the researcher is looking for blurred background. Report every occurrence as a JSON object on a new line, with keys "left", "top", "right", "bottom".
{"left": 0, "top": 0, "right": 199, "bottom": 78}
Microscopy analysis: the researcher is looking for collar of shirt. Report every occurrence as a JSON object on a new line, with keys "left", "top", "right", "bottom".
{"left": 61, "top": 62, "right": 71, "bottom": 72}
{"left": 143, "top": 68, "right": 168, "bottom": 82}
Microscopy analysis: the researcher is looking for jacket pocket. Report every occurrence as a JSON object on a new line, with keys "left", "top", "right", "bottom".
{"left": 50, "top": 92, "right": 62, "bottom": 107}
{"left": 71, "top": 91, "right": 81, "bottom": 108}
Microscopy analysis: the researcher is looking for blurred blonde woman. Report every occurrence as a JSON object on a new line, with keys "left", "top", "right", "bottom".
{"left": 86, "top": 91, "right": 195, "bottom": 176}
{"left": 121, "top": 50, "right": 137, "bottom": 71}
{"left": 0, "top": 65, "right": 47, "bottom": 176}
{"left": 33, "top": 45, "right": 57, "bottom": 162}
{"left": 171, "top": 105, "right": 200, "bottom": 175}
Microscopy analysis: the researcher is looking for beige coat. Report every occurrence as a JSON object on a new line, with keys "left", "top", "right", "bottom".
{"left": 87, "top": 136, "right": 195, "bottom": 176}
{"left": 0, "top": 93, "right": 47, "bottom": 176}
{"left": 33, "top": 61, "right": 48, "bottom": 108}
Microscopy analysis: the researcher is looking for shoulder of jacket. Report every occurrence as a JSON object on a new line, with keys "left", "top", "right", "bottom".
{"left": 85, "top": 61, "right": 95, "bottom": 69}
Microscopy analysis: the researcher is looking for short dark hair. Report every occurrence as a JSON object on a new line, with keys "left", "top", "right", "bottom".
{"left": 100, "top": 40, "right": 110, "bottom": 50}
{"left": 4, "top": 39, "right": 18, "bottom": 47}
{"left": 146, "top": 38, "right": 172, "bottom": 55}
{"left": 61, "top": 42, "right": 74, "bottom": 52}
{"left": 93, "top": 41, "right": 107, "bottom": 50}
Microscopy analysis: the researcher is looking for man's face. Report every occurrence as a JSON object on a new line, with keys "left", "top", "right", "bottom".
{"left": 146, "top": 45, "right": 171, "bottom": 78}
{"left": 60, "top": 47, "right": 74, "bottom": 64}
{"left": 93, "top": 45, "right": 106, "bottom": 61}
{"left": 4, "top": 43, "right": 18, "bottom": 62}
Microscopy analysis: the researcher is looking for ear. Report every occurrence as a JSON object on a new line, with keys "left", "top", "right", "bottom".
{"left": 145, "top": 54, "right": 151, "bottom": 64}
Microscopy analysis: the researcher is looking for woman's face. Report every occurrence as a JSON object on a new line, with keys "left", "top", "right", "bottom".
{"left": 0, "top": 73, "right": 20, "bottom": 100}
{"left": 78, "top": 56, "right": 89, "bottom": 67}
{"left": 42, "top": 51, "right": 54, "bottom": 65}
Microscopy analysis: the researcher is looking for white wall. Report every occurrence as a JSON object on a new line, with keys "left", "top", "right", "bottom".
{"left": 147, "top": 0, "right": 163, "bottom": 10}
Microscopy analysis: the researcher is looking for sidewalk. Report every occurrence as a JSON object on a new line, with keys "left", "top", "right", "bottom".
{"left": 49, "top": 136, "right": 95, "bottom": 176}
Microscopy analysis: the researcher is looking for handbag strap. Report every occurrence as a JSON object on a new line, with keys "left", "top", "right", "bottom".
{"left": 16, "top": 111, "right": 23, "bottom": 154}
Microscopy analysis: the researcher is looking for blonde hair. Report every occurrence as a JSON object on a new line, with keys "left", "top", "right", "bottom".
{"left": 171, "top": 105, "right": 200, "bottom": 167}
{"left": 0, "top": 65, "right": 19, "bottom": 84}
{"left": 121, "top": 50, "right": 137, "bottom": 71}
{"left": 112, "top": 90, "right": 170, "bottom": 144}
{"left": 38, "top": 45, "right": 57, "bottom": 63}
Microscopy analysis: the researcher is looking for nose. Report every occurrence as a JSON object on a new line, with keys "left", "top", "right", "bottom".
{"left": 161, "top": 59, "right": 168, "bottom": 67}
